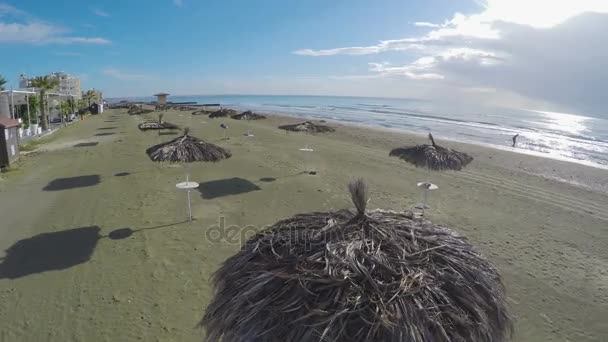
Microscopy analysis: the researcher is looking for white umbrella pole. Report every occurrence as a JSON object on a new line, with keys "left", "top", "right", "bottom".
{"left": 186, "top": 166, "right": 193, "bottom": 223}
{"left": 187, "top": 188, "right": 192, "bottom": 223}
{"left": 421, "top": 189, "right": 428, "bottom": 216}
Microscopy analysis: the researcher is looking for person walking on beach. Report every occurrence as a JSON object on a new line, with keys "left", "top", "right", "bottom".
{"left": 512, "top": 134, "right": 519, "bottom": 147}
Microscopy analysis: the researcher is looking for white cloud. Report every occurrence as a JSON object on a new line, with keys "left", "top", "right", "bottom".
{"left": 294, "top": 0, "right": 608, "bottom": 115}
{"left": 479, "top": 0, "right": 608, "bottom": 28}
{"left": 49, "top": 37, "right": 110, "bottom": 44}
{"left": 369, "top": 62, "right": 444, "bottom": 80}
{"left": 54, "top": 51, "right": 83, "bottom": 57}
{"left": 413, "top": 22, "right": 440, "bottom": 28}
{"left": 90, "top": 7, "right": 109, "bottom": 17}
{"left": 173, "top": 0, "right": 183, "bottom": 7}
{"left": 293, "top": 39, "right": 424, "bottom": 56}
{"left": 0, "top": 4, "right": 111, "bottom": 45}
{"left": 0, "top": 21, "right": 64, "bottom": 42}
{"left": 102, "top": 68, "right": 150, "bottom": 81}
{"left": 0, "top": 3, "right": 25, "bottom": 16}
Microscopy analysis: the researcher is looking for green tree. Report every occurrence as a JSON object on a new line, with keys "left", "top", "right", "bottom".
{"left": 84, "top": 90, "right": 96, "bottom": 107}
{"left": 0, "top": 75, "right": 6, "bottom": 91}
{"left": 28, "top": 95, "right": 40, "bottom": 124}
{"left": 77, "top": 99, "right": 87, "bottom": 112}
{"left": 60, "top": 101, "right": 72, "bottom": 126}
{"left": 67, "top": 97, "right": 75, "bottom": 114}
{"left": 30, "top": 76, "right": 59, "bottom": 130}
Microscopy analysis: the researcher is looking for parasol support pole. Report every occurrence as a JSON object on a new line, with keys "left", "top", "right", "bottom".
{"left": 422, "top": 188, "right": 428, "bottom": 216}
{"left": 416, "top": 182, "right": 437, "bottom": 216}
{"left": 186, "top": 173, "right": 191, "bottom": 223}
{"left": 176, "top": 170, "right": 198, "bottom": 224}
{"left": 187, "top": 188, "right": 192, "bottom": 223}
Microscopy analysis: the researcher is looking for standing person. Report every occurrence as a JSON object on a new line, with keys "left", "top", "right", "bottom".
{"left": 512, "top": 134, "right": 519, "bottom": 147}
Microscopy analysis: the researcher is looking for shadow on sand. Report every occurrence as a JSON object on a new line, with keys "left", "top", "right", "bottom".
{"left": 95, "top": 132, "right": 115, "bottom": 136}
{"left": 43, "top": 175, "right": 100, "bottom": 191}
{"left": 0, "top": 226, "right": 101, "bottom": 279}
{"left": 98, "top": 127, "right": 117, "bottom": 130}
{"left": 106, "top": 221, "right": 188, "bottom": 240}
{"left": 74, "top": 142, "right": 99, "bottom": 147}
{"left": 0, "top": 220, "right": 189, "bottom": 279}
{"left": 198, "top": 177, "right": 261, "bottom": 199}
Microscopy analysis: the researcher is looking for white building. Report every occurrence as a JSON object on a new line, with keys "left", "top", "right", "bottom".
{"left": 19, "top": 72, "right": 82, "bottom": 99}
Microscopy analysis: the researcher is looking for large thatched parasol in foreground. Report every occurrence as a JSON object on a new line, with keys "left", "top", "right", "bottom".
{"left": 138, "top": 114, "right": 179, "bottom": 131}
{"left": 278, "top": 120, "right": 335, "bottom": 134}
{"left": 146, "top": 128, "right": 231, "bottom": 221}
{"left": 389, "top": 133, "right": 472, "bottom": 171}
{"left": 201, "top": 179, "right": 512, "bottom": 342}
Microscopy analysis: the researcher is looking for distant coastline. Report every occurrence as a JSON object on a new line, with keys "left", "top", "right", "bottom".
{"left": 108, "top": 95, "right": 608, "bottom": 169}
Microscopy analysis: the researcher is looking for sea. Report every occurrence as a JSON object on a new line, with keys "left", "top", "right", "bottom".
{"left": 109, "top": 95, "right": 608, "bottom": 169}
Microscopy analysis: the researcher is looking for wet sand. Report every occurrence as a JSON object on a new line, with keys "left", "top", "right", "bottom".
{"left": 0, "top": 109, "right": 607, "bottom": 341}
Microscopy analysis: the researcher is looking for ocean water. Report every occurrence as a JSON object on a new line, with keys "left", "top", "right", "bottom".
{"left": 112, "top": 95, "right": 608, "bottom": 169}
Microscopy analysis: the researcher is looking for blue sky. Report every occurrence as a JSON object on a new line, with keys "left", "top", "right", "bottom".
{"left": 1, "top": 0, "right": 607, "bottom": 116}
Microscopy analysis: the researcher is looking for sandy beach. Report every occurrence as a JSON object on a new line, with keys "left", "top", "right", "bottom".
{"left": 0, "top": 108, "right": 607, "bottom": 341}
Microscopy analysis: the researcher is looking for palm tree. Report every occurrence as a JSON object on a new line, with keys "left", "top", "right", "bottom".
{"left": 0, "top": 75, "right": 7, "bottom": 91}
{"left": 30, "top": 76, "right": 59, "bottom": 130}
{"left": 85, "top": 90, "right": 96, "bottom": 107}
{"left": 28, "top": 95, "right": 40, "bottom": 125}
{"left": 77, "top": 99, "right": 87, "bottom": 112}
{"left": 60, "top": 101, "right": 72, "bottom": 126}
{"left": 67, "top": 97, "right": 75, "bottom": 114}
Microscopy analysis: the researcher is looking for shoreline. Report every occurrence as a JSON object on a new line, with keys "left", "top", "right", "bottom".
{"left": 218, "top": 105, "right": 608, "bottom": 172}
{"left": 224, "top": 110, "right": 608, "bottom": 194}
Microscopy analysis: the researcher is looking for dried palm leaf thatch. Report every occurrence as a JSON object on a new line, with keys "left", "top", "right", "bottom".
{"left": 138, "top": 121, "right": 179, "bottom": 130}
{"left": 174, "top": 106, "right": 198, "bottom": 111}
{"left": 209, "top": 108, "right": 237, "bottom": 118}
{"left": 389, "top": 133, "right": 473, "bottom": 171}
{"left": 201, "top": 179, "right": 512, "bottom": 342}
{"left": 138, "top": 114, "right": 179, "bottom": 130}
{"left": 192, "top": 109, "right": 211, "bottom": 116}
{"left": 145, "top": 128, "right": 232, "bottom": 163}
{"left": 128, "top": 105, "right": 154, "bottom": 115}
{"left": 278, "top": 120, "right": 336, "bottom": 134}
{"left": 230, "top": 110, "right": 266, "bottom": 120}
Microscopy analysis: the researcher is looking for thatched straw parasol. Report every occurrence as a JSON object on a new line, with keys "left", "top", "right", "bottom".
{"left": 389, "top": 133, "right": 473, "bottom": 213}
{"left": 146, "top": 127, "right": 231, "bottom": 163}
{"left": 278, "top": 120, "right": 336, "bottom": 134}
{"left": 209, "top": 108, "right": 237, "bottom": 118}
{"left": 230, "top": 110, "right": 266, "bottom": 120}
{"left": 138, "top": 114, "right": 179, "bottom": 131}
{"left": 146, "top": 127, "right": 231, "bottom": 222}
{"left": 192, "top": 109, "right": 210, "bottom": 116}
{"left": 128, "top": 105, "right": 154, "bottom": 115}
{"left": 201, "top": 179, "right": 512, "bottom": 342}
{"left": 389, "top": 133, "right": 472, "bottom": 171}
